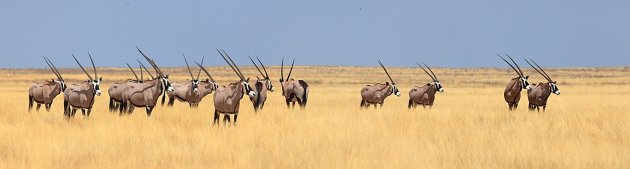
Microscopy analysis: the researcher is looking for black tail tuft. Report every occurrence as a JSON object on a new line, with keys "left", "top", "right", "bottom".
{"left": 28, "top": 95, "right": 34, "bottom": 112}
{"left": 298, "top": 80, "right": 308, "bottom": 107}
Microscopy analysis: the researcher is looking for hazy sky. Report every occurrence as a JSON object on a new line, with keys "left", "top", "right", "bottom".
{"left": 2, "top": 0, "right": 629, "bottom": 68}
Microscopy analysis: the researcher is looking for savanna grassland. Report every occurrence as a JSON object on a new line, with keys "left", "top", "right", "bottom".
{"left": 0, "top": 66, "right": 629, "bottom": 169}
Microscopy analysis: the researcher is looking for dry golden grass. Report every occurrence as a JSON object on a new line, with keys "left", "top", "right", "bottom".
{"left": 0, "top": 66, "right": 629, "bottom": 169}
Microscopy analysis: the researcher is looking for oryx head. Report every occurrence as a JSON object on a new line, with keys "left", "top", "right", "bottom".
{"left": 217, "top": 49, "right": 256, "bottom": 97}
{"left": 525, "top": 58, "right": 560, "bottom": 95}
{"left": 249, "top": 55, "right": 274, "bottom": 92}
{"left": 72, "top": 53, "right": 102, "bottom": 96}
{"left": 499, "top": 54, "right": 530, "bottom": 90}
{"left": 378, "top": 60, "right": 400, "bottom": 96}
{"left": 183, "top": 53, "right": 203, "bottom": 93}
{"left": 195, "top": 61, "right": 219, "bottom": 92}
{"left": 417, "top": 62, "right": 444, "bottom": 93}
{"left": 162, "top": 74, "right": 174, "bottom": 92}
{"left": 44, "top": 56, "right": 67, "bottom": 91}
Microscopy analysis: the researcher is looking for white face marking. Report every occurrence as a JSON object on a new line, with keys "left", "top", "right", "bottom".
{"left": 93, "top": 81, "right": 101, "bottom": 96}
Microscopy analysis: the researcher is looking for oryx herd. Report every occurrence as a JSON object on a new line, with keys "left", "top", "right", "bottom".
{"left": 29, "top": 51, "right": 561, "bottom": 124}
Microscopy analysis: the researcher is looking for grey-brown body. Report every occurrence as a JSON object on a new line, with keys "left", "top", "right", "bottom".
{"left": 407, "top": 62, "right": 444, "bottom": 109}
{"left": 360, "top": 60, "right": 400, "bottom": 109}
{"left": 29, "top": 57, "right": 66, "bottom": 112}
{"left": 63, "top": 80, "right": 100, "bottom": 118}
{"left": 211, "top": 49, "right": 255, "bottom": 126}
{"left": 279, "top": 58, "right": 309, "bottom": 109}
{"left": 167, "top": 80, "right": 215, "bottom": 107}
{"left": 524, "top": 58, "right": 560, "bottom": 112}
{"left": 360, "top": 82, "right": 395, "bottom": 108}
{"left": 29, "top": 80, "right": 64, "bottom": 112}
{"left": 408, "top": 82, "right": 441, "bottom": 108}
{"left": 499, "top": 54, "right": 530, "bottom": 110}
{"left": 248, "top": 56, "right": 274, "bottom": 112}
{"left": 63, "top": 53, "right": 101, "bottom": 119}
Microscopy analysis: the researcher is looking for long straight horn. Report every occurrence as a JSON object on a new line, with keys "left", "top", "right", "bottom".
{"left": 248, "top": 55, "right": 265, "bottom": 78}
{"left": 423, "top": 63, "right": 439, "bottom": 81}
{"left": 72, "top": 54, "right": 94, "bottom": 80}
{"left": 137, "top": 60, "right": 155, "bottom": 79}
{"left": 497, "top": 54, "right": 522, "bottom": 77}
{"left": 136, "top": 46, "right": 162, "bottom": 77}
{"left": 528, "top": 58, "right": 553, "bottom": 82}
{"left": 378, "top": 59, "right": 395, "bottom": 84}
{"left": 196, "top": 56, "right": 204, "bottom": 80}
{"left": 286, "top": 59, "right": 295, "bottom": 80}
{"left": 45, "top": 57, "right": 64, "bottom": 80}
{"left": 256, "top": 56, "right": 269, "bottom": 78}
{"left": 126, "top": 63, "right": 140, "bottom": 81}
{"left": 216, "top": 49, "right": 243, "bottom": 80}
{"left": 222, "top": 49, "right": 246, "bottom": 80}
{"left": 524, "top": 58, "right": 552, "bottom": 82}
{"left": 280, "top": 58, "right": 284, "bottom": 81}
{"left": 195, "top": 62, "right": 215, "bottom": 82}
{"left": 140, "top": 64, "right": 143, "bottom": 81}
{"left": 505, "top": 54, "right": 524, "bottom": 77}
{"left": 43, "top": 57, "right": 61, "bottom": 80}
{"left": 416, "top": 62, "right": 435, "bottom": 81}
{"left": 88, "top": 52, "right": 98, "bottom": 79}
{"left": 182, "top": 53, "right": 195, "bottom": 80}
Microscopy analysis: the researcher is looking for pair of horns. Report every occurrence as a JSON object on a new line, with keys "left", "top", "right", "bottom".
{"left": 217, "top": 49, "right": 246, "bottom": 81}
{"left": 43, "top": 56, "right": 63, "bottom": 81}
{"left": 72, "top": 53, "right": 98, "bottom": 81}
{"left": 281, "top": 58, "right": 295, "bottom": 81}
{"left": 378, "top": 59, "right": 395, "bottom": 84}
{"left": 416, "top": 62, "right": 439, "bottom": 82}
{"left": 136, "top": 60, "right": 155, "bottom": 79}
{"left": 126, "top": 63, "right": 151, "bottom": 81}
{"left": 136, "top": 46, "right": 165, "bottom": 78}
{"left": 183, "top": 54, "right": 204, "bottom": 81}
{"left": 524, "top": 58, "right": 554, "bottom": 82}
{"left": 498, "top": 54, "right": 525, "bottom": 78}
{"left": 195, "top": 62, "right": 216, "bottom": 82}
{"left": 249, "top": 55, "right": 269, "bottom": 79}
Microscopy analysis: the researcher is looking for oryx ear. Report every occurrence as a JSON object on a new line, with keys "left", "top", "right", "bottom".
{"left": 386, "top": 82, "right": 390, "bottom": 85}
{"left": 246, "top": 77, "right": 250, "bottom": 82}
{"left": 99, "top": 77, "right": 102, "bottom": 81}
{"left": 165, "top": 74, "right": 169, "bottom": 78}
{"left": 525, "top": 76, "right": 529, "bottom": 79}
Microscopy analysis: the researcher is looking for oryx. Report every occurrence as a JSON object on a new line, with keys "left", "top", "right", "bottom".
{"left": 248, "top": 55, "right": 274, "bottom": 112}
{"left": 118, "top": 47, "right": 174, "bottom": 117}
{"left": 211, "top": 49, "right": 255, "bottom": 126}
{"left": 63, "top": 53, "right": 102, "bottom": 118}
{"left": 107, "top": 63, "right": 145, "bottom": 112}
{"left": 279, "top": 58, "right": 309, "bottom": 109}
{"left": 166, "top": 55, "right": 216, "bottom": 108}
{"left": 499, "top": 54, "right": 530, "bottom": 110}
{"left": 524, "top": 58, "right": 560, "bottom": 112}
{"left": 408, "top": 62, "right": 444, "bottom": 109}
{"left": 360, "top": 60, "right": 400, "bottom": 109}
{"left": 28, "top": 57, "right": 67, "bottom": 112}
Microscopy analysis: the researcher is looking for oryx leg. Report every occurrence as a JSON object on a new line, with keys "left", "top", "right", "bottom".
{"left": 233, "top": 113, "right": 238, "bottom": 126}
{"left": 87, "top": 109, "right": 92, "bottom": 117}
{"left": 223, "top": 114, "right": 230, "bottom": 126}
{"left": 36, "top": 104, "right": 41, "bottom": 111}
{"left": 71, "top": 108, "right": 77, "bottom": 117}
{"left": 213, "top": 110, "right": 219, "bottom": 126}
{"left": 28, "top": 96, "right": 34, "bottom": 112}
{"left": 81, "top": 109, "right": 86, "bottom": 116}
{"left": 543, "top": 105, "right": 546, "bottom": 112}
{"left": 167, "top": 97, "right": 175, "bottom": 106}
{"left": 45, "top": 103, "right": 52, "bottom": 112}
{"left": 146, "top": 107, "right": 153, "bottom": 117}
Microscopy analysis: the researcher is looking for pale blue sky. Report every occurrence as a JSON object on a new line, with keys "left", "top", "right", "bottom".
{"left": 1, "top": 0, "right": 629, "bottom": 68}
